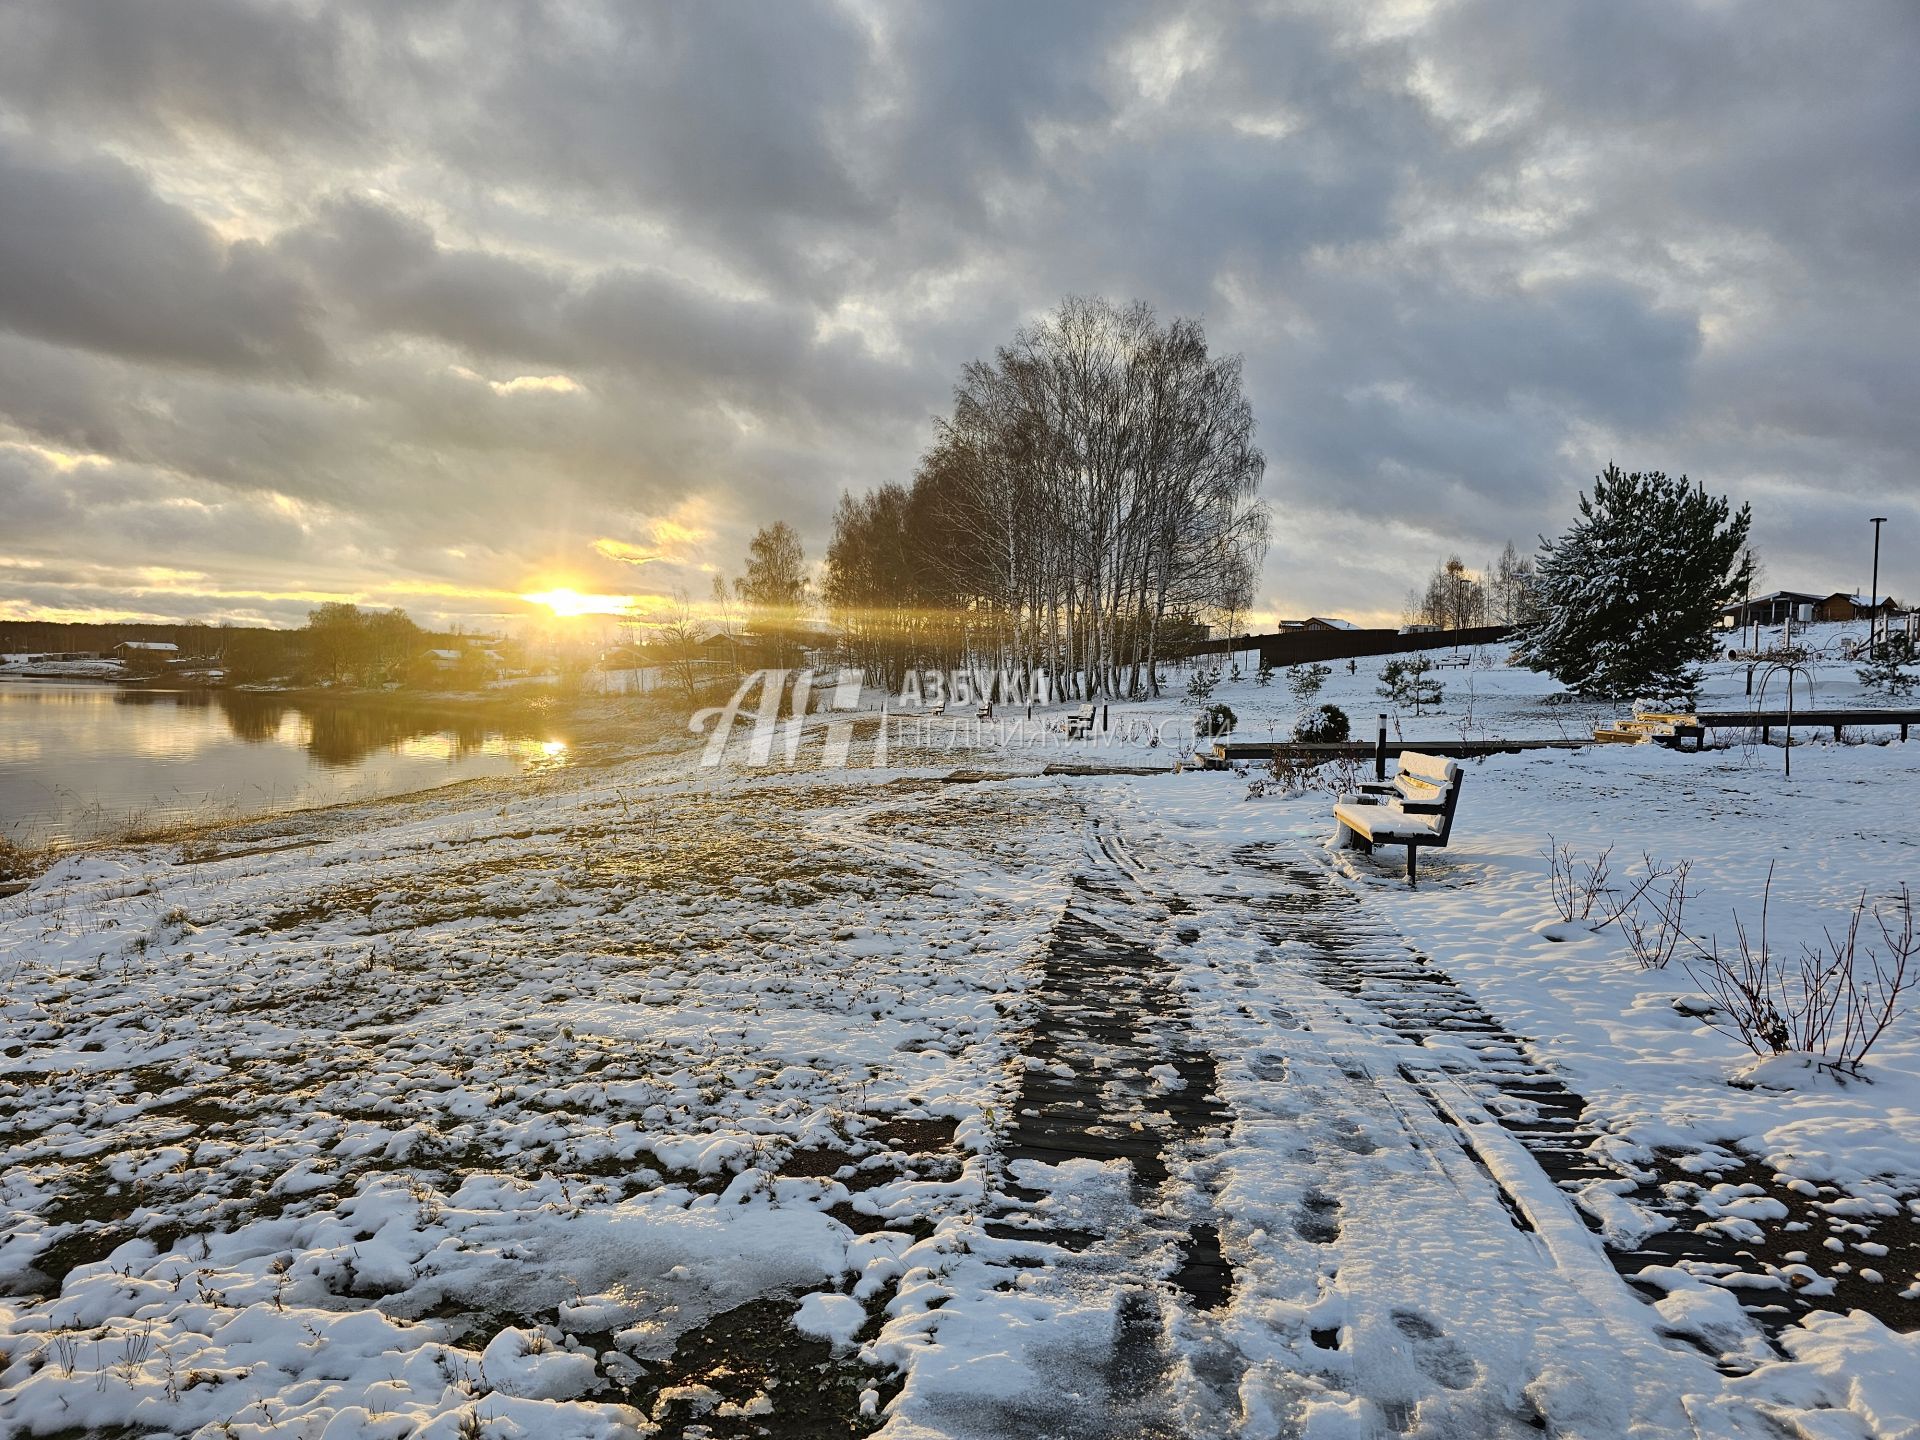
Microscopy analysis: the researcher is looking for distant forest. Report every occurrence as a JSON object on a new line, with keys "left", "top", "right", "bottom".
{"left": 1, "top": 606, "right": 485, "bottom": 686}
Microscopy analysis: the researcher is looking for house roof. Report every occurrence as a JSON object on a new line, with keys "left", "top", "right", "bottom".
{"left": 1307, "top": 616, "right": 1358, "bottom": 630}
{"left": 116, "top": 640, "right": 178, "bottom": 652}
{"left": 1824, "top": 592, "right": 1893, "bottom": 607}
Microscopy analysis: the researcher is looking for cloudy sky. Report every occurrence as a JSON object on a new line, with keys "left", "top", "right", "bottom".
{"left": 1, "top": 0, "right": 1916, "bottom": 632}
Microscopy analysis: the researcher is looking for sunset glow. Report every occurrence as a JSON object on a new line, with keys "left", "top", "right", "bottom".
{"left": 520, "top": 587, "right": 635, "bottom": 618}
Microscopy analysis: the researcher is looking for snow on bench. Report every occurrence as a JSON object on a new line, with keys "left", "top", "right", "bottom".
{"left": 1066, "top": 703, "right": 1097, "bottom": 738}
{"left": 1332, "top": 750, "right": 1464, "bottom": 884}
{"left": 1593, "top": 710, "right": 1703, "bottom": 749}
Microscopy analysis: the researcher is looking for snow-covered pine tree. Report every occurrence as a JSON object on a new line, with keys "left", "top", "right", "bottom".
{"left": 1857, "top": 634, "right": 1919, "bottom": 698}
{"left": 1378, "top": 656, "right": 1443, "bottom": 715}
{"left": 1512, "top": 465, "right": 1751, "bottom": 700}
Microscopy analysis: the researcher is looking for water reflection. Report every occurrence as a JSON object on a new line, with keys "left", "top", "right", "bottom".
{"left": 3, "top": 682, "right": 573, "bottom": 845}
{"left": 107, "top": 688, "right": 545, "bottom": 768}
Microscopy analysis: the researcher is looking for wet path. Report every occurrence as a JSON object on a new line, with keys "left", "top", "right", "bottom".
{"left": 904, "top": 814, "right": 1851, "bottom": 1437}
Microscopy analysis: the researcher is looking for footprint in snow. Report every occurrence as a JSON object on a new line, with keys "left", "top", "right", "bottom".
{"left": 1295, "top": 1190, "right": 1342, "bottom": 1245}
{"left": 1247, "top": 1053, "right": 1288, "bottom": 1083}
{"left": 1391, "top": 1309, "right": 1479, "bottom": 1391}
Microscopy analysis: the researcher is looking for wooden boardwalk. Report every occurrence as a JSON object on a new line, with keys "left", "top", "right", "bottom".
{"left": 1695, "top": 706, "right": 1919, "bottom": 741}
{"left": 1210, "top": 706, "right": 1919, "bottom": 764}
{"left": 1210, "top": 737, "right": 1587, "bottom": 764}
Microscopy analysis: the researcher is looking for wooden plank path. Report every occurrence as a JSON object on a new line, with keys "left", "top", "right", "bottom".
{"left": 1226, "top": 848, "right": 1920, "bottom": 1344}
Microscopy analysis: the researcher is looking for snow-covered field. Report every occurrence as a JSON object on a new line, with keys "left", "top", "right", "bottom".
{"left": 1147, "top": 619, "right": 1909, "bottom": 747}
{"left": 2, "top": 641, "right": 1917, "bottom": 1438}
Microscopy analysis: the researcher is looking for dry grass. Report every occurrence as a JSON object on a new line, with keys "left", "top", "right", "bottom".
{"left": 0, "top": 834, "right": 45, "bottom": 885}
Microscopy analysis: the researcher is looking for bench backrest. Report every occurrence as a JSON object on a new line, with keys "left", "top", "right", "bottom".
{"left": 1074, "top": 703, "right": 1096, "bottom": 719}
{"left": 1392, "top": 751, "right": 1464, "bottom": 841}
{"left": 1395, "top": 750, "right": 1459, "bottom": 791}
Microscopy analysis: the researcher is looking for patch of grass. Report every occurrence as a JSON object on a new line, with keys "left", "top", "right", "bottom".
{"left": 0, "top": 834, "right": 46, "bottom": 885}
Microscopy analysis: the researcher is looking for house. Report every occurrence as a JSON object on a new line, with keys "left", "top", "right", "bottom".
{"left": 699, "top": 629, "right": 769, "bottom": 668}
{"left": 1815, "top": 592, "right": 1900, "bottom": 623}
{"left": 111, "top": 641, "right": 180, "bottom": 672}
{"left": 1277, "top": 616, "right": 1358, "bottom": 632}
{"left": 421, "top": 648, "right": 463, "bottom": 670}
{"left": 1720, "top": 590, "right": 1824, "bottom": 628}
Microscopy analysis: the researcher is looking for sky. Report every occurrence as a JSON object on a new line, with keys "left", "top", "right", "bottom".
{"left": 0, "top": 0, "right": 1916, "bottom": 634}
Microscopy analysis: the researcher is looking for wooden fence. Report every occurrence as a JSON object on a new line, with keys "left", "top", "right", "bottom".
{"left": 1188, "top": 624, "right": 1514, "bottom": 669}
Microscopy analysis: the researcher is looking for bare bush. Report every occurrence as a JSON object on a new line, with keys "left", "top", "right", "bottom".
{"left": 1321, "top": 755, "right": 1367, "bottom": 798}
{"left": 1665, "top": 867, "right": 1918, "bottom": 1075}
{"left": 1607, "top": 855, "right": 1696, "bottom": 970}
{"left": 1247, "top": 749, "right": 1367, "bottom": 802}
{"left": 1543, "top": 836, "right": 1615, "bottom": 924}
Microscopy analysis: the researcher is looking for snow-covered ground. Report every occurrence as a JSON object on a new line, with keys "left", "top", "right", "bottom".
{"left": 1156, "top": 618, "right": 1911, "bottom": 748}
{"left": 0, "top": 655, "right": 129, "bottom": 680}
{"left": 1, "top": 647, "right": 1916, "bottom": 1438}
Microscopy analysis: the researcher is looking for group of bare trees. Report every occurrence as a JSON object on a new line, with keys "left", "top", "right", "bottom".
{"left": 650, "top": 524, "right": 804, "bottom": 698}
{"left": 1406, "top": 543, "right": 1539, "bottom": 630}
{"left": 825, "top": 297, "right": 1270, "bottom": 700}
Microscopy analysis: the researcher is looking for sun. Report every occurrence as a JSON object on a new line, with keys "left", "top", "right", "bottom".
{"left": 521, "top": 587, "right": 634, "bottom": 618}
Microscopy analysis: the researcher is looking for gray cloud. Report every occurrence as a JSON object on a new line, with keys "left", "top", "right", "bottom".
{"left": 0, "top": 141, "right": 325, "bottom": 375}
{"left": 0, "top": 0, "right": 1914, "bottom": 626}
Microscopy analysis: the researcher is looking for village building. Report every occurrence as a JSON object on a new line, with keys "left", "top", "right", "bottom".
{"left": 1720, "top": 590, "right": 1824, "bottom": 627}
{"left": 1814, "top": 591, "right": 1901, "bottom": 623}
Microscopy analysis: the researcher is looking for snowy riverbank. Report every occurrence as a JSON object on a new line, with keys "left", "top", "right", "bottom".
{"left": 1, "top": 702, "right": 1916, "bottom": 1437}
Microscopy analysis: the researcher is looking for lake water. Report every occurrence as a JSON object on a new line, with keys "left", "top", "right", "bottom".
{"left": 0, "top": 682, "right": 573, "bottom": 845}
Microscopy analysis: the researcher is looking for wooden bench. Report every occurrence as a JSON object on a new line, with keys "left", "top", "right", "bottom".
{"left": 1332, "top": 751, "right": 1464, "bottom": 884}
{"left": 1065, "top": 702, "right": 1096, "bottom": 738}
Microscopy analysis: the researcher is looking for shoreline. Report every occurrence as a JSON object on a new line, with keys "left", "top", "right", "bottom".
{"left": 0, "top": 688, "right": 693, "bottom": 869}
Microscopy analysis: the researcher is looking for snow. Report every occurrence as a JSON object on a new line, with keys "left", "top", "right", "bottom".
{"left": 2, "top": 639, "right": 1917, "bottom": 1436}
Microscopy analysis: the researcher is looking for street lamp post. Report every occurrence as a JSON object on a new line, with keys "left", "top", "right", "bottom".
{"left": 1870, "top": 516, "right": 1888, "bottom": 656}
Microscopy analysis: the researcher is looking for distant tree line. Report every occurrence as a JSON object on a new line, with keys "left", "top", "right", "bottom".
{"left": 818, "top": 297, "right": 1269, "bottom": 699}
{"left": 1404, "top": 543, "right": 1539, "bottom": 631}
{"left": 2, "top": 606, "right": 492, "bottom": 686}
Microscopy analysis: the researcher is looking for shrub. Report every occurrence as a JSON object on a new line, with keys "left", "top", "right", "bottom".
{"left": 1542, "top": 836, "right": 1614, "bottom": 924}
{"left": 1293, "top": 704, "right": 1350, "bottom": 743}
{"left": 1255, "top": 660, "right": 1274, "bottom": 688}
{"left": 1186, "top": 667, "right": 1220, "bottom": 701}
{"left": 1196, "top": 702, "right": 1237, "bottom": 737}
{"left": 1287, "top": 662, "right": 1331, "bottom": 702}
{"left": 1626, "top": 862, "right": 1920, "bottom": 1076}
{"left": 1857, "top": 633, "right": 1919, "bottom": 698}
